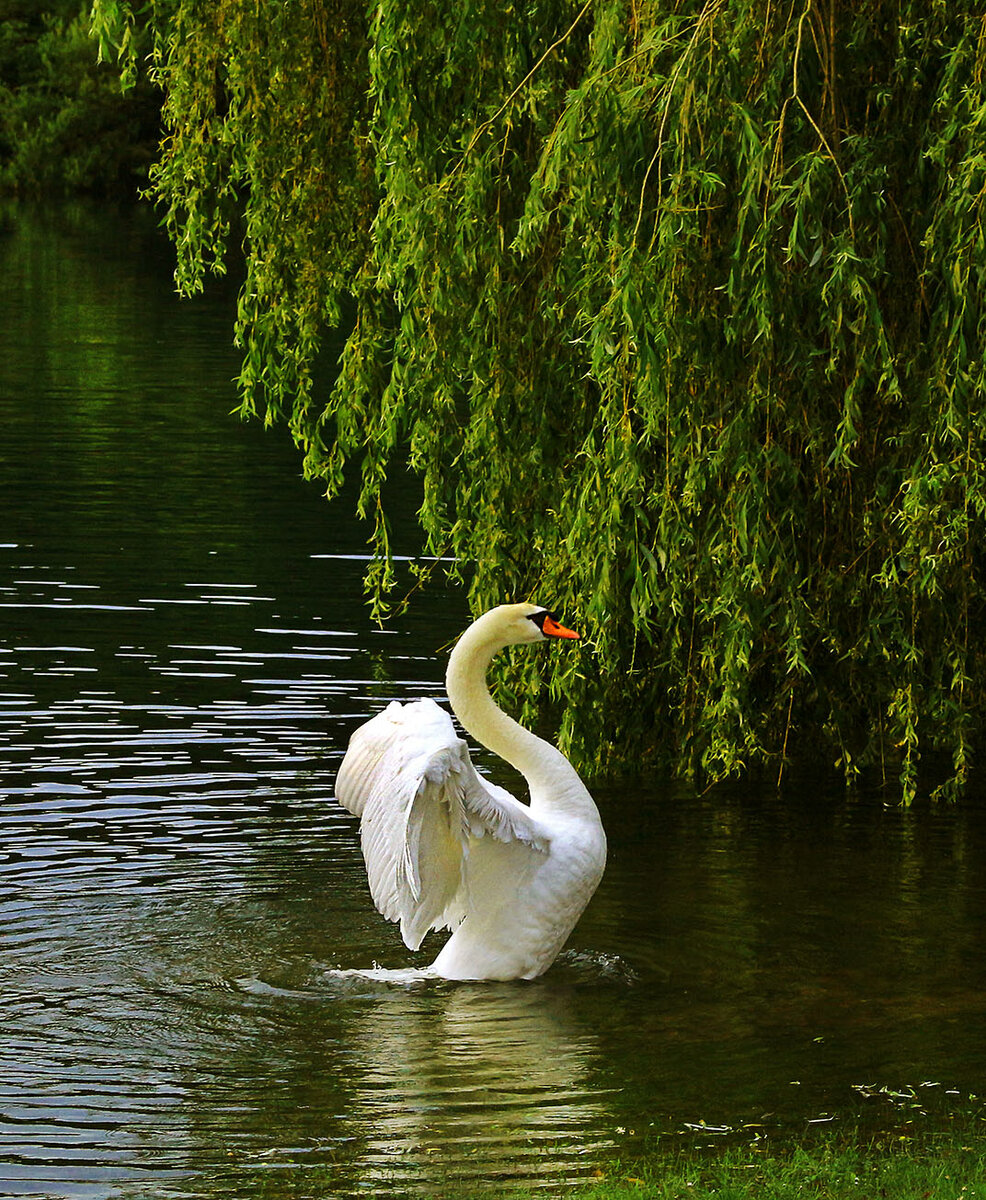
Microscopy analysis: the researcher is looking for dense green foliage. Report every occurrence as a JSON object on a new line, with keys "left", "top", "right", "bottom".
{"left": 0, "top": 0, "right": 158, "bottom": 195}
{"left": 93, "top": 0, "right": 986, "bottom": 799}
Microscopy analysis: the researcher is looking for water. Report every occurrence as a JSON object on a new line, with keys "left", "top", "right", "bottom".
{"left": 1, "top": 203, "right": 985, "bottom": 1199}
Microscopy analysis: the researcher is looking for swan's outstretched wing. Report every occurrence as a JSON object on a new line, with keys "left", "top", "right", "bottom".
{"left": 335, "top": 698, "right": 548, "bottom": 951}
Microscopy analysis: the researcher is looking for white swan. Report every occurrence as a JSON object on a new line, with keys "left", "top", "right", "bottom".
{"left": 335, "top": 602, "right": 606, "bottom": 981}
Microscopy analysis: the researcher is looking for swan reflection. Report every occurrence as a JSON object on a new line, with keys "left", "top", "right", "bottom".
{"left": 333, "top": 973, "right": 613, "bottom": 1189}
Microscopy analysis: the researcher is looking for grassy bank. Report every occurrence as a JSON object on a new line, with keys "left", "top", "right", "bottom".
{"left": 578, "top": 1125, "right": 986, "bottom": 1199}
{"left": 235, "top": 1113, "right": 986, "bottom": 1197}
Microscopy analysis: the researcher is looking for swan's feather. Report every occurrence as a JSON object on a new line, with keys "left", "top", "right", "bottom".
{"left": 335, "top": 698, "right": 549, "bottom": 950}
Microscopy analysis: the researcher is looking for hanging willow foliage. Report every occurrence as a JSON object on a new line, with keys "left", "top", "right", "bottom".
{"left": 93, "top": 0, "right": 986, "bottom": 800}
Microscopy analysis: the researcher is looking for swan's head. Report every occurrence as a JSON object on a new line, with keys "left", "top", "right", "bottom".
{"left": 477, "top": 602, "right": 580, "bottom": 647}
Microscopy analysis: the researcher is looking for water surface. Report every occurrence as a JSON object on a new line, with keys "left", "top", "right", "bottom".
{"left": 2, "top": 204, "right": 985, "bottom": 1198}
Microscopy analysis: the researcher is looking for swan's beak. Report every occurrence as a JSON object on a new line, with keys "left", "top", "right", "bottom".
{"left": 542, "top": 614, "right": 580, "bottom": 640}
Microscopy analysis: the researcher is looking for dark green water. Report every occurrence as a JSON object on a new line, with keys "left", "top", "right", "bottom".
{"left": 1, "top": 203, "right": 985, "bottom": 1199}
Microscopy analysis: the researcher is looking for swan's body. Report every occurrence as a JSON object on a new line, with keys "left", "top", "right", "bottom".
{"left": 335, "top": 603, "right": 606, "bottom": 981}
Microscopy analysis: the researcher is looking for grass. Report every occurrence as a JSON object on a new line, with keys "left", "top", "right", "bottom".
{"left": 225, "top": 1111, "right": 986, "bottom": 1198}
{"left": 576, "top": 1125, "right": 986, "bottom": 1199}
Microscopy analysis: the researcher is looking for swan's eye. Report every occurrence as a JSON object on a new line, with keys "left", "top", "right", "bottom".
{"left": 529, "top": 610, "right": 580, "bottom": 640}
{"left": 527, "top": 610, "right": 558, "bottom": 631}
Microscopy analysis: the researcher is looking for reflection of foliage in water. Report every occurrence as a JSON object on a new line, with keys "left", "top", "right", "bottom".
{"left": 93, "top": 0, "right": 986, "bottom": 801}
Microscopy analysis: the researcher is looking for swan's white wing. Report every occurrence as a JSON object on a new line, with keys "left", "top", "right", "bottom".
{"left": 335, "top": 698, "right": 548, "bottom": 950}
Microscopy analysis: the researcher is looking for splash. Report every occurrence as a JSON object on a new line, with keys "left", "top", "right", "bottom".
{"left": 553, "top": 949, "right": 640, "bottom": 985}
{"left": 318, "top": 952, "right": 640, "bottom": 991}
{"left": 320, "top": 964, "right": 445, "bottom": 992}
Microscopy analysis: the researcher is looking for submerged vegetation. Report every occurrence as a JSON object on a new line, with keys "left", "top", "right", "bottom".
{"left": 92, "top": 0, "right": 986, "bottom": 800}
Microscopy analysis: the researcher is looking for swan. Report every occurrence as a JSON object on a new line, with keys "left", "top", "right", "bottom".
{"left": 335, "top": 602, "right": 606, "bottom": 981}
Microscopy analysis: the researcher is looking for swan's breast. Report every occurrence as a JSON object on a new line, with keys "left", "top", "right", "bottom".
{"left": 429, "top": 816, "right": 606, "bottom": 981}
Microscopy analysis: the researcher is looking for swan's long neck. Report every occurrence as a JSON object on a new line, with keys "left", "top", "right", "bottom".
{"left": 445, "top": 618, "right": 596, "bottom": 819}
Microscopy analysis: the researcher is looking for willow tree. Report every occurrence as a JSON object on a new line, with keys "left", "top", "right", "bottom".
{"left": 93, "top": 0, "right": 986, "bottom": 800}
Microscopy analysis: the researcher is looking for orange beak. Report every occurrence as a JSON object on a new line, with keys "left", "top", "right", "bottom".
{"left": 542, "top": 614, "right": 580, "bottom": 640}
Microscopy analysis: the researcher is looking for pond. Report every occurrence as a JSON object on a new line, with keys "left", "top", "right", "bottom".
{"left": 2, "top": 203, "right": 985, "bottom": 1199}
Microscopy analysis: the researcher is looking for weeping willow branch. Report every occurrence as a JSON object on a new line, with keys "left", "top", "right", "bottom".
{"left": 93, "top": 0, "right": 986, "bottom": 801}
{"left": 460, "top": 0, "right": 594, "bottom": 165}
{"left": 633, "top": 0, "right": 726, "bottom": 248}
{"left": 792, "top": 0, "right": 855, "bottom": 239}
